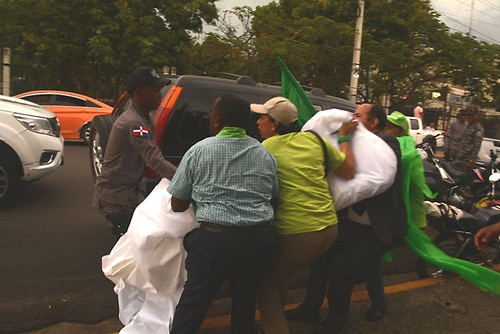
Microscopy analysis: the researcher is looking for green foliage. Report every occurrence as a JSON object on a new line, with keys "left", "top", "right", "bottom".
{"left": 0, "top": 0, "right": 217, "bottom": 100}
{"left": 0, "top": 0, "right": 498, "bottom": 108}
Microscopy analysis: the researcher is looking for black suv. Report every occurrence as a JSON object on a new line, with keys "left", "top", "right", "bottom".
{"left": 89, "top": 73, "right": 356, "bottom": 186}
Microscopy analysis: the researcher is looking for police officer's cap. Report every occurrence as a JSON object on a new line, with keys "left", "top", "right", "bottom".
{"left": 127, "top": 67, "right": 171, "bottom": 92}
{"left": 463, "top": 107, "right": 478, "bottom": 115}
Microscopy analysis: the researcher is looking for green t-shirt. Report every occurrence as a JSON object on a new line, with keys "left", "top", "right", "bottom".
{"left": 263, "top": 132, "right": 345, "bottom": 235}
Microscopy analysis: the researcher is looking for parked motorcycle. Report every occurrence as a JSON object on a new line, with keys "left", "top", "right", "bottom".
{"left": 474, "top": 150, "right": 500, "bottom": 210}
{"left": 416, "top": 201, "right": 500, "bottom": 279}
{"left": 417, "top": 142, "right": 496, "bottom": 212}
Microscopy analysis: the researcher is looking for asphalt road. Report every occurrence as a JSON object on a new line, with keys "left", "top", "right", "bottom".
{"left": 0, "top": 142, "right": 419, "bottom": 334}
{"left": 0, "top": 142, "right": 118, "bottom": 334}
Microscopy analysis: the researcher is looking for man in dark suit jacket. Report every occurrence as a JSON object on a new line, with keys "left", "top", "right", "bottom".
{"left": 285, "top": 104, "right": 407, "bottom": 334}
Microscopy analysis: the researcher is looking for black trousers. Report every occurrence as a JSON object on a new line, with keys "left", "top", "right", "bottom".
{"left": 171, "top": 227, "right": 275, "bottom": 334}
{"left": 301, "top": 220, "right": 389, "bottom": 326}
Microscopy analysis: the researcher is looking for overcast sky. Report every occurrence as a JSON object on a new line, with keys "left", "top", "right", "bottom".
{"left": 212, "top": 0, "right": 500, "bottom": 44}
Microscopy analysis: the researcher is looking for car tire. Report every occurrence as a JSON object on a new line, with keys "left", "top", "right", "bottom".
{"left": 80, "top": 124, "right": 91, "bottom": 145}
{"left": 0, "top": 157, "right": 20, "bottom": 209}
{"left": 89, "top": 115, "right": 117, "bottom": 182}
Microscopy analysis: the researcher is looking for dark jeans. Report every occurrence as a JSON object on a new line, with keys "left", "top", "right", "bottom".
{"left": 105, "top": 209, "right": 133, "bottom": 239}
{"left": 301, "top": 220, "right": 389, "bottom": 326}
{"left": 171, "top": 227, "right": 275, "bottom": 334}
{"left": 365, "top": 259, "right": 387, "bottom": 306}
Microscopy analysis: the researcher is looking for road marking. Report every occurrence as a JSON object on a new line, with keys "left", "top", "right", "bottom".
{"left": 200, "top": 265, "right": 500, "bottom": 330}
{"left": 111, "top": 264, "right": 500, "bottom": 332}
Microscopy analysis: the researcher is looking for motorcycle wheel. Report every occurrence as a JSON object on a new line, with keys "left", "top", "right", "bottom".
{"left": 416, "top": 234, "right": 461, "bottom": 279}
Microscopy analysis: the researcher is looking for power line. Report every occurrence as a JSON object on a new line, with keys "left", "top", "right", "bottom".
{"left": 432, "top": 0, "right": 500, "bottom": 44}
{"left": 439, "top": 12, "right": 500, "bottom": 44}
{"left": 477, "top": 0, "right": 500, "bottom": 13}
{"left": 455, "top": 0, "right": 500, "bottom": 23}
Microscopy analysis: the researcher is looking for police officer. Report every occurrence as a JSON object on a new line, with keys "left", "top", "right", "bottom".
{"left": 93, "top": 66, "right": 177, "bottom": 238}
{"left": 453, "top": 107, "right": 484, "bottom": 171}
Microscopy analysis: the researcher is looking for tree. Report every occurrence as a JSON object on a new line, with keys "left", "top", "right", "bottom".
{"left": 251, "top": 1, "right": 354, "bottom": 96}
{"left": 0, "top": 0, "right": 218, "bottom": 100}
{"left": 192, "top": 6, "right": 261, "bottom": 76}
{"left": 245, "top": 0, "right": 499, "bottom": 108}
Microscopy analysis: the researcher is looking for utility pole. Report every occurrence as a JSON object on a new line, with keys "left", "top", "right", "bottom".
{"left": 2, "top": 48, "right": 11, "bottom": 96}
{"left": 468, "top": 0, "right": 475, "bottom": 36}
{"left": 349, "top": 0, "right": 364, "bottom": 104}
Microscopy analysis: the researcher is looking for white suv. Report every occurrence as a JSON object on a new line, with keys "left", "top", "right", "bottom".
{"left": 0, "top": 95, "right": 64, "bottom": 208}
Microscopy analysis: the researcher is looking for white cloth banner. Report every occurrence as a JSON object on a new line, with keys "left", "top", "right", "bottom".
{"left": 102, "top": 178, "right": 198, "bottom": 333}
{"left": 302, "top": 109, "right": 397, "bottom": 210}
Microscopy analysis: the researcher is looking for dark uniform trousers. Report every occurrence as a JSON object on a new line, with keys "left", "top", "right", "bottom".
{"left": 171, "top": 223, "right": 275, "bottom": 334}
{"left": 300, "top": 219, "right": 390, "bottom": 327}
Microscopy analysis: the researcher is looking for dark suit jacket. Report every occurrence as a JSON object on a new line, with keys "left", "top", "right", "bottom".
{"left": 356, "top": 130, "right": 408, "bottom": 245}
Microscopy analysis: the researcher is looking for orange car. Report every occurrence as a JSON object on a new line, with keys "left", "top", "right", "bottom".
{"left": 14, "top": 90, "right": 113, "bottom": 144}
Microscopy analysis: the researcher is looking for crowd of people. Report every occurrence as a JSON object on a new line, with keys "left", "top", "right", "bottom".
{"left": 94, "top": 66, "right": 498, "bottom": 334}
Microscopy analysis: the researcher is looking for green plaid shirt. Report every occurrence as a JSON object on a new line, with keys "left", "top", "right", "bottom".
{"left": 168, "top": 128, "right": 279, "bottom": 226}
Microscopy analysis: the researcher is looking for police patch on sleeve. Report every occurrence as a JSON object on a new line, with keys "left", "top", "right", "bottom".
{"left": 132, "top": 126, "right": 150, "bottom": 138}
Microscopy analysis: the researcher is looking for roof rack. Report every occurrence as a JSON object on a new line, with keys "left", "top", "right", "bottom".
{"left": 200, "top": 72, "right": 256, "bottom": 86}
{"left": 302, "top": 86, "right": 327, "bottom": 97}
{"left": 269, "top": 82, "right": 327, "bottom": 97}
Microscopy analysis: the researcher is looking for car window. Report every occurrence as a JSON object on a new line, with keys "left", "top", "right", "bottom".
{"left": 85, "top": 101, "right": 101, "bottom": 108}
{"left": 113, "top": 82, "right": 172, "bottom": 118}
{"left": 160, "top": 88, "right": 262, "bottom": 165}
{"left": 115, "top": 96, "right": 131, "bottom": 117}
{"left": 22, "top": 94, "right": 51, "bottom": 105}
{"left": 176, "top": 89, "right": 260, "bottom": 144}
{"left": 54, "top": 95, "right": 86, "bottom": 107}
{"left": 410, "top": 118, "right": 419, "bottom": 130}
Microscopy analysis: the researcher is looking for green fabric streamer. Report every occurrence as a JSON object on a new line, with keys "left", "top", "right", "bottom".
{"left": 397, "top": 135, "right": 500, "bottom": 294}
{"left": 398, "top": 135, "right": 437, "bottom": 228}
{"left": 278, "top": 57, "right": 318, "bottom": 126}
{"left": 405, "top": 222, "right": 500, "bottom": 294}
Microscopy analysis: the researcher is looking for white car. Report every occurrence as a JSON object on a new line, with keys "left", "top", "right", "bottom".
{"left": 407, "top": 116, "right": 444, "bottom": 148}
{"left": 478, "top": 137, "right": 500, "bottom": 163}
{"left": 0, "top": 95, "right": 64, "bottom": 208}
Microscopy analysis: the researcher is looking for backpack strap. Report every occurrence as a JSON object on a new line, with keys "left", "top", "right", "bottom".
{"left": 305, "top": 130, "right": 329, "bottom": 177}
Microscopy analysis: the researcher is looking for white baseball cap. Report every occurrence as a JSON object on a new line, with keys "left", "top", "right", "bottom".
{"left": 250, "top": 97, "right": 298, "bottom": 126}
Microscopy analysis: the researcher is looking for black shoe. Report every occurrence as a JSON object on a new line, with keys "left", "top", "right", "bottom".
{"left": 284, "top": 304, "right": 320, "bottom": 321}
{"left": 365, "top": 303, "right": 387, "bottom": 322}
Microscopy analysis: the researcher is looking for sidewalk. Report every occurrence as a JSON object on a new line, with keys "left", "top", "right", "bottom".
{"left": 24, "top": 267, "right": 500, "bottom": 334}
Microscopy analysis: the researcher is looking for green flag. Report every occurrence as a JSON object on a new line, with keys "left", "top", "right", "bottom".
{"left": 278, "top": 57, "right": 318, "bottom": 126}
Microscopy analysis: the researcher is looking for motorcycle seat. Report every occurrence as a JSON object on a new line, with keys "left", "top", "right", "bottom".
{"left": 474, "top": 205, "right": 500, "bottom": 227}
{"left": 440, "top": 160, "right": 471, "bottom": 183}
